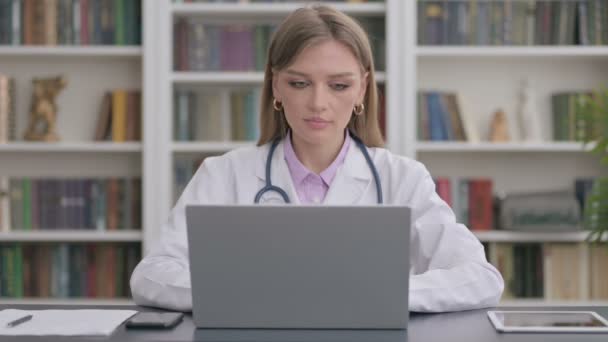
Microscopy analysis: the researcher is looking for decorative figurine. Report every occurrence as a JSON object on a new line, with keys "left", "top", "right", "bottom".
{"left": 24, "top": 76, "right": 67, "bottom": 141}
{"left": 516, "top": 78, "right": 542, "bottom": 141}
{"left": 490, "top": 109, "right": 510, "bottom": 142}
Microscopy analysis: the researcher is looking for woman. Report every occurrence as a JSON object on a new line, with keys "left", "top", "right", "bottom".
{"left": 130, "top": 5, "right": 504, "bottom": 313}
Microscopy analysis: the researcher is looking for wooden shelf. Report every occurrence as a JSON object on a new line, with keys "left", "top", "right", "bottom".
{"left": 0, "top": 230, "right": 143, "bottom": 242}
{"left": 0, "top": 142, "right": 142, "bottom": 153}
{"left": 473, "top": 231, "right": 603, "bottom": 243}
{"left": 172, "top": 71, "right": 386, "bottom": 84}
{"left": 0, "top": 46, "right": 142, "bottom": 57}
{"left": 0, "top": 298, "right": 134, "bottom": 305}
{"left": 416, "top": 46, "right": 608, "bottom": 58}
{"left": 415, "top": 142, "right": 592, "bottom": 153}
{"left": 171, "top": 2, "right": 386, "bottom": 17}
{"left": 172, "top": 141, "right": 255, "bottom": 153}
{"left": 500, "top": 299, "right": 608, "bottom": 307}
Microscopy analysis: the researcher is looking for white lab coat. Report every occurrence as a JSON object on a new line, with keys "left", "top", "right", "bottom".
{"left": 130, "top": 139, "right": 504, "bottom": 312}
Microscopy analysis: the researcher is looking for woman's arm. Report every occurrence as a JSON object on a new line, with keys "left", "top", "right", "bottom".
{"left": 130, "top": 157, "right": 227, "bottom": 311}
{"left": 404, "top": 161, "right": 504, "bottom": 312}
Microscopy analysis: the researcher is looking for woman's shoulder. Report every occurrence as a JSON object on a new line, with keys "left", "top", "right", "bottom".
{"left": 368, "top": 146, "right": 428, "bottom": 175}
{"left": 199, "top": 143, "right": 266, "bottom": 172}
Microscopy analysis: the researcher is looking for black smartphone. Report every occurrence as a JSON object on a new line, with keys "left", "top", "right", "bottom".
{"left": 125, "top": 312, "right": 184, "bottom": 329}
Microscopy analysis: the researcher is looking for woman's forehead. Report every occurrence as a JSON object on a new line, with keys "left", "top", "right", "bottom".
{"left": 281, "top": 40, "right": 363, "bottom": 77}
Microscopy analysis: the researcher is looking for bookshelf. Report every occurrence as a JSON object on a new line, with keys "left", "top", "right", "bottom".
{"left": 474, "top": 231, "right": 607, "bottom": 243}
{"left": 172, "top": 71, "right": 386, "bottom": 84}
{"left": 171, "top": 2, "right": 387, "bottom": 16}
{"left": 0, "top": 0, "right": 148, "bottom": 304}
{"left": 2, "top": 0, "right": 606, "bottom": 306}
{"left": 0, "top": 46, "right": 142, "bottom": 57}
{"left": 416, "top": 141, "right": 594, "bottom": 152}
{"left": 0, "top": 142, "right": 142, "bottom": 153}
{"left": 154, "top": 0, "right": 397, "bottom": 232}
{"left": 410, "top": 0, "right": 608, "bottom": 304}
{"left": 0, "top": 230, "right": 143, "bottom": 242}
{"left": 416, "top": 46, "right": 608, "bottom": 57}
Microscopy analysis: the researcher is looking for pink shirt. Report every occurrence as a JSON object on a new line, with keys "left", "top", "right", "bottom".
{"left": 284, "top": 131, "right": 352, "bottom": 204}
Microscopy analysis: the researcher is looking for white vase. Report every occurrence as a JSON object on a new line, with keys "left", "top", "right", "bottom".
{"left": 517, "top": 79, "right": 543, "bottom": 142}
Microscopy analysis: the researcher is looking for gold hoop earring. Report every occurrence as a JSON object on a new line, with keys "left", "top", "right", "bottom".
{"left": 273, "top": 98, "right": 283, "bottom": 111}
{"left": 354, "top": 103, "right": 365, "bottom": 116}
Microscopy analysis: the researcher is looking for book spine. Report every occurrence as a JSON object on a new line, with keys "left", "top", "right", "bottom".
{"left": 111, "top": 90, "right": 127, "bottom": 142}
{"left": 73, "top": 0, "right": 81, "bottom": 45}
{"left": 0, "top": 176, "right": 9, "bottom": 232}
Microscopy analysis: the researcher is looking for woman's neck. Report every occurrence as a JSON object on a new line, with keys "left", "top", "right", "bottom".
{"left": 290, "top": 132, "right": 345, "bottom": 174}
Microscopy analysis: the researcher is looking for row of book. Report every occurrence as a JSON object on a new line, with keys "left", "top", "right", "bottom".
{"left": 491, "top": 243, "right": 608, "bottom": 300}
{"left": 417, "top": 91, "right": 472, "bottom": 142}
{"left": 0, "top": 75, "right": 16, "bottom": 143}
{"left": 174, "top": 86, "right": 386, "bottom": 142}
{"left": 174, "top": 21, "right": 275, "bottom": 72}
{"left": 434, "top": 177, "right": 597, "bottom": 231}
{"left": 552, "top": 92, "right": 601, "bottom": 142}
{"left": 0, "top": 177, "right": 142, "bottom": 231}
{"left": 434, "top": 177, "right": 493, "bottom": 231}
{"left": 0, "top": 0, "right": 142, "bottom": 46}
{"left": 174, "top": 89, "right": 261, "bottom": 142}
{"left": 173, "top": 19, "right": 385, "bottom": 72}
{"left": 0, "top": 243, "right": 140, "bottom": 298}
{"left": 418, "top": 0, "right": 607, "bottom": 46}
{"left": 94, "top": 90, "right": 142, "bottom": 142}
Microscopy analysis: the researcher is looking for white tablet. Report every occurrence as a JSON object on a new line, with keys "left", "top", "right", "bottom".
{"left": 487, "top": 310, "right": 608, "bottom": 333}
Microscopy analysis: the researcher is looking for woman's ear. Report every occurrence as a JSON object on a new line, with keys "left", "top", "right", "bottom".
{"left": 358, "top": 71, "right": 369, "bottom": 103}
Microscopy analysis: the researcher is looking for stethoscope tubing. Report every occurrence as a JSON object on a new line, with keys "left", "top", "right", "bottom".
{"left": 254, "top": 133, "right": 383, "bottom": 204}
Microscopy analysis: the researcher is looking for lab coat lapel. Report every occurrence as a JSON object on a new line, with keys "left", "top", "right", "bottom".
{"left": 323, "top": 142, "right": 373, "bottom": 205}
{"left": 255, "top": 140, "right": 300, "bottom": 204}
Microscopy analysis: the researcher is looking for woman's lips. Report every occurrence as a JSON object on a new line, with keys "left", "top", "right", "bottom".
{"left": 305, "top": 117, "right": 331, "bottom": 129}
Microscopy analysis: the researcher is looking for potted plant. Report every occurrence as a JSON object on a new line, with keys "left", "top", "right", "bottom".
{"left": 576, "top": 89, "right": 608, "bottom": 242}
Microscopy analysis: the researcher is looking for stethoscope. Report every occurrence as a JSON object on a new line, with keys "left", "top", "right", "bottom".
{"left": 254, "top": 132, "right": 383, "bottom": 204}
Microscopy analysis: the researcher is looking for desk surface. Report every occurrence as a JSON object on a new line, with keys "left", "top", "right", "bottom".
{"left": 1, "top": 305, "right": 607, "bottom": 341}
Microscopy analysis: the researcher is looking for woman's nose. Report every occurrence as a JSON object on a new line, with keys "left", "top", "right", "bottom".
{"left": 308, "top": 85, "right": 329, "bottom": 112}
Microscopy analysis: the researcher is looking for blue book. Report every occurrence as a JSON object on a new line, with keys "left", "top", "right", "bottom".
{"left": 427, "top": 92, "right": 447, "bottom": 141}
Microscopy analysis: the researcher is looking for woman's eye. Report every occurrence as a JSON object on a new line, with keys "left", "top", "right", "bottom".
{"left": 289, "top": 81, "right": 308, "bottom": 88}
{"left": 331, "top": 83, "right": 350, "bottom": 91}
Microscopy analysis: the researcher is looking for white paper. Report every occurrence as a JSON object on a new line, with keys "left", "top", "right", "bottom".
{"left": 0, "top": 309, "right": 137, "bottom": 336}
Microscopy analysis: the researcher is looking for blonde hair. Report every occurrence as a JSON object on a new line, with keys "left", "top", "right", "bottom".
{"left": 257, "top": 5, "right": 384, "bottom": 147}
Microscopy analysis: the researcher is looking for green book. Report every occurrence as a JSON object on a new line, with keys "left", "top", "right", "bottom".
{"left": 115, "top": 246, "right": 125, "bottom": 297}
{"left": 114, "top": 0, "right": 125, "bottom": 45}
{"left": 124, "top": 0, "right": 135, "bottom": 45}
{"left": 13, "top": 244, "right": 23, "bottom": 298}
{"left": 551, "top": 94, "right": 569, "bottom": 141}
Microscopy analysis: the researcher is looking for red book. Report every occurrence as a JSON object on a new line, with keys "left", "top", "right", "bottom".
{"left": 468, "top": 179, "right": 493, "bottom": 231}
{"left": 435, "top": 178, "right": 452, "bottom": 207}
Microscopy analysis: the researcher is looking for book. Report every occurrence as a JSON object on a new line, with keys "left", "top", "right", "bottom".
{"left": 0, "top": 177, "right": 9, "bottom": 232}
{"left": 94, "top": 92, "right": 112, "bottom": 141}
{"left": 94, "top": 90, "right": 141, "bottom": 141}
{"left": 418, "top": 0, "right": 587, "bottom": 46}
{"left": 0, "top": 75, "right": 16, "bottom": 143}
{"left": 544, "top": 243, "right": 587, "bottom": 300}
{"left": 0, "top": 243, "right": 140, "bottom": 299}
{"left": 111, "top": 90, "right": 127, "bottom": 142}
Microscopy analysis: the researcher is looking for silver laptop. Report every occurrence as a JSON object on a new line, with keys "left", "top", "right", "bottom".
{"left": 185, "top": 205, "right": 411, "bottom": 329}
